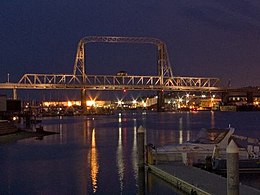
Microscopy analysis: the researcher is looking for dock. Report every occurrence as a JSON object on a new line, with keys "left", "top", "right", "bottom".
{"left": 147, "top": 162, "right": 260, "bottom": 195}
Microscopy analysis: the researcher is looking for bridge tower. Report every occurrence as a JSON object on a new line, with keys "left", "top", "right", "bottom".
{"left": 73, "top": 36, "right": 173, "bottom": 111}
{"left": 73, "top": 41, "right": 87, "bottom": 109}
{"left": 157, "top": 43, "right": 168, "bottom": 111}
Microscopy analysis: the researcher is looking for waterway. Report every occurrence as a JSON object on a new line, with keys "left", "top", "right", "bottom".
{"left": 0, "top": 111, "right": 260, "bottom": 194}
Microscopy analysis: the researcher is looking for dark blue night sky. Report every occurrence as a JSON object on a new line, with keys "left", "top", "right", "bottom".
{"left": 1, "top": 0, "right": 260, "bottom": 90}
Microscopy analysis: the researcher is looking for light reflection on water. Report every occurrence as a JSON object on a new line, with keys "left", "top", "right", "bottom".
{"left": 117, "top": 125, "right": 124, "bottom": 192}
{"left": 1, "top": 111, "right": 260, "bottom": 194}
{"left": 132, "top": 118, "right": 138, "bottom": 183}
{"left": 89, "top": 128, "right": 98, "bottom": 193}
{"left": 179, "top": 117, "right": 183, "bottom": 144}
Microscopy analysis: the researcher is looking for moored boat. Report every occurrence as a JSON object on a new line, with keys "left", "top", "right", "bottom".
{"left": 150, "top": 126, "right": 260, "bottom": 165}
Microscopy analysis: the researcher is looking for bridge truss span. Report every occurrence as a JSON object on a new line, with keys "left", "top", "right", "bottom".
{"left": 10, "top": 74, "right": 221, "bottom": 91}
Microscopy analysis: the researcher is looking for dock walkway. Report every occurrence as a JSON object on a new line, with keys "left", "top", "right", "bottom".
{"left": 148, "top": 162, "right": 260, "bottom": 195}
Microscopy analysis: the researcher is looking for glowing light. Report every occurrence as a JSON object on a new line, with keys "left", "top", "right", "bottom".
{"left": 87, "top": 100, "right": 96, "bottom": 107}
{"left": 43, "top": 102, "right": 50, "bottom": 107}
{"left": 132, "top": 100, "right": 137, "bottom": 104}
{"left": 201, "top": 94, "right": 206, "bottom": 98}
{"left": 117, "top": 100, "right": 123, "bottom": 105}
{"left": 118, "top": 114, "right": 122, "bottom": 123}
{"left": 75, "top": 101, "right": 81, "bottom": 106}
{"left": 186, "top": 94, "right": 189, "bottom": 98}
{"left": 67, "top": 101, "right": 72, "bottom": 107}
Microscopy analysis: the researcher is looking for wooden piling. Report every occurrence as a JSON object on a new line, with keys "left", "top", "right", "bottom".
{"left": 227, "top": 139, "right": 239, "bottom": 195}
{"left": 137, "top": 125, "right": 145, "bottom": 166}
{"left": 137, "top": 125, "right": 146, "bottom": 195}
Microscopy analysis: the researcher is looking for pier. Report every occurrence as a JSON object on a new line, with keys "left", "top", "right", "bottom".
{"left": 147, "top": 162, "right": 260, "bottom": 195}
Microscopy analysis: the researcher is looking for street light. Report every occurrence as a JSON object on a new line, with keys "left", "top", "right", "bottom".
{"left": 7, "top": 73, "right": 10, "bottom": 83}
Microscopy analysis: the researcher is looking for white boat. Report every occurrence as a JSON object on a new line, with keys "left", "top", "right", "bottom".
{"left": 150, "top": 127, "right": 260, "bottom": 165}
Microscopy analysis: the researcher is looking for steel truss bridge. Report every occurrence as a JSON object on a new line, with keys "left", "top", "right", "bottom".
{"left": 0, "top": 74, "right": 220, "bottom": 91}
{"left": 0, "top": 36, "right": 221, "bottom": 100}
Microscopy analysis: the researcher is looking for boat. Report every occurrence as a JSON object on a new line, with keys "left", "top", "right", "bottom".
{"left": 150, "top": 126, "right": 260, "bottom": 165}
{"left": 220, "top": 105, "right": 237, "bottom": 112}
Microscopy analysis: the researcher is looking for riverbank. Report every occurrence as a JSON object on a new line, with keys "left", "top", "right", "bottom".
{"left": 0, "top": 130, "right": 58, "bottom": 145}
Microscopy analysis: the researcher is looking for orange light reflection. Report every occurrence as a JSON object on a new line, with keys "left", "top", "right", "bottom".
{"left": 89, "top": 128, "right": 99, "bottom": 193}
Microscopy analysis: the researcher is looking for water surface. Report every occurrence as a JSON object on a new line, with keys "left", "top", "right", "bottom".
{"left": 1, "top": 111, "right": 260, "bottom": 194}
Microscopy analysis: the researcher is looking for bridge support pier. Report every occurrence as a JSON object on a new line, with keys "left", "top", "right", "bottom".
{"left": 157, "top": 91, "right": 165, "bottom": 112}
{"left": 221, "top": 92, "right": 229, "bottom": 105}
{"left": 247, "top": 92, "right": 253, "bottom": 104}
{"left": 81, "top": 89, "right": 87, "bottom": 111}
{"left": 13, "top": 88, "right": 17, "bottom": 100}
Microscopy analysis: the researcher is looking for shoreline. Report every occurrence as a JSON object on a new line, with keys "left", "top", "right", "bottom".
{"left": 0, "top": 130, "right": 58, "bottom": 145}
